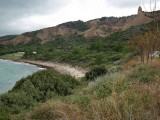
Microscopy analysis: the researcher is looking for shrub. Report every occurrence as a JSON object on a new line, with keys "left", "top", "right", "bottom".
{"left": 123, "top": 52, "right": 138, "bottom": 63}
{"left": 58, "top": 20, "right": 89, "bottom": 32}
{"left": 85, "top": 65, "right": 107, "bottom": 81}
{"left": 113, "top": 43, "right": 125, "bottom": 52}
{"left": 113, "top": 60, "right": 123, "bottom": 65}
{"left": 74, "top": 96, "right": 90, "bottom": 109}
{"left": 97, "top": 81, "right": 130, "bottom": 98}
{"left": 97, "top": 81, "right": 114, "bottom": 97}
{"left": 0, "top": 92, "right": 36, "bottom": 114}
{"left": 29, "top": 101, "right": 84, "bottom": 120}
{"left": 89, "top": 41, "right": 104, "bottom": 52}
{"left": 129, "top": 65, "right": 159, "bottom": 83}
{"left": 84, "top": 73, "right": 126, "bottom": 93}
{"left": 108, "top": 66, "right": 124, "bottom": 74}
{"left": 12, "top": 70, "right": 79, "bottom": 102}
{"left": 108, "top": 53, "right": 123, "bottom": 61}
{"left": 0, "top": 70, "right": 79, "bottom": 114}
{"left": 95, "top": 54, "right": 105, "bottom": 65}
{"left": 0, "top": 103, "right": 10, "bottom": 120}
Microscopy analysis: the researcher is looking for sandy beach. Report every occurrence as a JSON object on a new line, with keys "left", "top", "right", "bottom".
{"left": 13, "top": 59, "right": 88, "bottom": 79}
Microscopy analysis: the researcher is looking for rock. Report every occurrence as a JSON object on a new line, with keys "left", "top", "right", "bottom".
{"left": 138, "top": 6, "right": 143, "bottom": 15}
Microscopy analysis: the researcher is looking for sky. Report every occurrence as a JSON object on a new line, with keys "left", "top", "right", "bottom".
{"left": 0, "top": 0, "right": 160, "bottom": 36}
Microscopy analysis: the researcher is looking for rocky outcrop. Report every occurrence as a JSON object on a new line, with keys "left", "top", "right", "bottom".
{"left": 122, "top": 7, "right": 153, "bottom": 30}
{"left": 138, "top": 6, "right": 143, "bottom": 15}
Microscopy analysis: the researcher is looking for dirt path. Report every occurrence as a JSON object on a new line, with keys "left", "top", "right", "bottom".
{"left": 18, "top": 60, "right": 87, "bottom": 79}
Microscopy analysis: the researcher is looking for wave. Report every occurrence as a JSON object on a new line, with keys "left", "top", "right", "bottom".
{"left": 0, "top": 59, "right": 43, "bottom": 69}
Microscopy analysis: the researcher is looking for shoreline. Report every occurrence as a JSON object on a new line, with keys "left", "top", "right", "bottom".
{"left": 0, "top": 58, "right": 87, "bottom": 79}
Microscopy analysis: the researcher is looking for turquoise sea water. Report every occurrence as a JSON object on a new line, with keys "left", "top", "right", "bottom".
{"left": 0, "top": 59, "right": 42, "bottom": 94}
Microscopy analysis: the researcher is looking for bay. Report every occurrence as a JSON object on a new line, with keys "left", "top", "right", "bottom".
{"left": 0, "top": 59, "right": 42, "bottom": 94}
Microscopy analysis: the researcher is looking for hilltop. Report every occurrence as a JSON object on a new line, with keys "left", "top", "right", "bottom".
{"left": 0, "top": 6, "right": 154, "bottom": 45}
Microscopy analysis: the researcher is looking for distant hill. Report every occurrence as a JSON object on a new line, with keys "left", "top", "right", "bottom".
{"left": 0, "top": 6, "right": 155, "bottom": 45}
{"left": 0, "top": 35, "right": 18, "bottom": 41}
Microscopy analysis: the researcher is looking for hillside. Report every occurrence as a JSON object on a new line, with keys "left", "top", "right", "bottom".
{"left": 0, "top": 6, "right": 153, "bottom": 45}
{"left": 0, "top": 35, "right": 18, "bottom": 42}
{"left": 0, "top": 21, "right": 152, "bottom": 67}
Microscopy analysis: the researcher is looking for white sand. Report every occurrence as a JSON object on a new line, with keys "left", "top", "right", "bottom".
{"left": 21, "top": 60, "right": 87, "bottom": 79}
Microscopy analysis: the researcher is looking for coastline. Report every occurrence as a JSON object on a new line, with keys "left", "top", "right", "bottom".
{"left": 0, "top": 58, "right": 87, "bottom": 79}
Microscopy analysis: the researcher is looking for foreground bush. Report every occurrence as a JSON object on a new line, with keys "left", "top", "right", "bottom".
{"left": 0, "top": 92, "right": 35, "bottom": 114}
{"left": 12, "top": 70, "right": 79, "bottom": 101}
{"left": 0, "top": 70, "right": 79, "bottom": 114}
{"left": 84, "top": 73, "right": 126, "bottom": 94}
{"left": 85, "top": 65, "right": 107, "bottom": 81}
{"left": 0, "top": 103, "right": 10, "bottom": 120}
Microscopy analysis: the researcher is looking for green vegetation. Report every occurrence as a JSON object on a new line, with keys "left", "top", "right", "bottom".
{"left": 0, "top": 52, "right": 24, "bottom": 59}
{"left": 85, "top": 65, "right": 107, "bottom": 81}
{"left": 0, "top": 21, "right": 152, "bottom": 67}
{"left": 0, "top": 70, "right": 79, "bottom": 114}
{"left": 0, "top": 35, "right": 18, "bottom": 41}
{"left": 108, "top": 65, "right": 124, "bottom": 73}
{"left": 129, "top": 64, "right": 159, "bottom": 83}
{"left": 2, "top": 63, "right": 159, "bottom": 120}
{"left": 58, "top": 20, "right": 89, "bottom": 32}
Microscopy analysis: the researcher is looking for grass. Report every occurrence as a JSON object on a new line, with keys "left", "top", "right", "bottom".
{"left": 2, "top": 57, "right": 160, "bottom": 120}
{"left": 0, "top": 52, "right": 24, "bottom": 59}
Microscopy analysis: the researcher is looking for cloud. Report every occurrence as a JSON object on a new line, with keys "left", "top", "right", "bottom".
{"left": 107, "top": 0, "right": 141, "bottom": 8}
{"left": 107, "top": 0, "right": 160, "bottom": 8}
{"left": 0, "top": 0, "right": 70, "bottom": 36}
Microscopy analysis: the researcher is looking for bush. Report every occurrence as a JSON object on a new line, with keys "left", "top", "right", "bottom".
{"left": 85, "top": 65, "right": 107, "bottom": 81}
{"left": 95, "top": 54, "right": 105, "bottom": 65}
{"left": 12, "top": 70, "right": 79, "bottom": 102}
{"left": 29, "top": 101, "right": 83, "bottom": 120}
{"left": 0, "top": 104, "right": 10, "bottom": 120}
{"left": 58, "top": 20, "right": 89, "bottom": 32}
{"left": 84, "top": 73, "right": 126, "bottom": 93}
{"left": 129, "top": 65, "right": 159, "bottom": 83}
{"left": 0, "top": 70, "right": 79, "bottom": 114}
{"left": 113, "top": 60, "right": 123, "bottom": 65}
{"left": 97, "top": 81, "right": 114, "bottom": 97}
{"left": 74, "top": 96, "right": 90, "bottom": 109}
{"left": 89, "top": 41, "right": 104, "bottom": 52}
{"left": 0, "top": 92, "right": 36, "bottom": 114}
{"left": 97, "top": 81, "right": 130, "bottom": 98}
{"left": 108, "top": 66, "right": 124, "bottom": 73}
{"left": 108, "top": 53, "right": 123, "bottom": 61}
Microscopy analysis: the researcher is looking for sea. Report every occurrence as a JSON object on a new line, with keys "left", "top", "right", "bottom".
{"left": 0, "top": 59, "right": 42, "bottom": 94}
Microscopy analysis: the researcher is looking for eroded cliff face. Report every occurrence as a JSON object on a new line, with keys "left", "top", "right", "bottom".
{"left": 84, "top": 6, "right": 152, "bottom": 37}
{"left": 0, "top": 35, "right": 32, "bottom": 45}
{"left": 36, "top": 26, "right": 80, "bottom": 43}
{"left": 0, "top": 6, "right": 154, "bottom": 45}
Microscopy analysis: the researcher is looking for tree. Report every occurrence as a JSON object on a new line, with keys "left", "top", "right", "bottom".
{"left": 129, "top": 27, "right": 160, "bottom": 63}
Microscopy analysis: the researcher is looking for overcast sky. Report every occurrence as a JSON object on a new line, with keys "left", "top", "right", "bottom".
{"left": 0, "top": 0, "right": 160, "bottom": 36}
